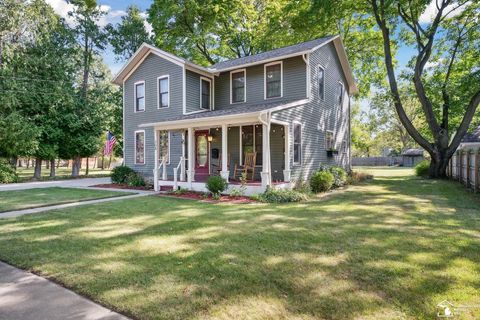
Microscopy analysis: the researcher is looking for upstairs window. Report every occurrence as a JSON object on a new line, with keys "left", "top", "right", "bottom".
{"left": 158, "top": 76, "right": 169, "bottom": 108}
{"left": 337, "top": 82, "right": 344, "bottom": 106}
{"left": 293, "top": 122, "right": 302, "bottom": 165}
{"left": 318, "top": 66, "right": 325, "bottom": 100}
{"left": 325, "top": 131, "right": 334, "bottom": 150}
{"left": 200, "top": 77, "right": 211, "bottom": 110}
{"left": 135, "top": 82, "right": 145, "bottom": 112}
{"left": 135, "top": 130, "right": 145, "bottom": 164}
{"left": 265, "top": 62, "right": 282, "bottom": 99}
{"left": 231, "top": 69, "right": 246, "bottom": 103}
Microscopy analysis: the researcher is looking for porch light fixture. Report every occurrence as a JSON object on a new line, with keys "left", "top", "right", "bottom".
{"left": 207, "top": 135, "right": 213, "bottom": 142}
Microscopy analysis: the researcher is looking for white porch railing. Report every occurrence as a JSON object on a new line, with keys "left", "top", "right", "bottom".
{"left": 173, "top": 156, "right": 186, "bottom": 189}
{"left": 159, "top": 156, "right": 167, "bottom": 181}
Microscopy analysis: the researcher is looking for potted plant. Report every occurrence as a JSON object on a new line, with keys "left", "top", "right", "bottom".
{"left": 326, "top": 149, "right": 338, "bottom": 157}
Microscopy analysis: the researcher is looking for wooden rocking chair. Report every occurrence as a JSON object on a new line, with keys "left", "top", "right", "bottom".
{"left": 233, "top": 152, "right": 256, "bottom": 181}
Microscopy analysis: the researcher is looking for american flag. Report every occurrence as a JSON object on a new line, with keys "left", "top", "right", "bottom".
{"left": 103, "top": 131, "right": 117, "bottom": 155}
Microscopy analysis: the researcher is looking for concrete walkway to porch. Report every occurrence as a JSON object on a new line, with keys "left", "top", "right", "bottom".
{"left": 0, "top": 261, "right": 130, "bottom": 320}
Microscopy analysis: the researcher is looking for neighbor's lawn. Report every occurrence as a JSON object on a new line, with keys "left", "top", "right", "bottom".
{"left": 16, "top": 166, "right": 111, "bottom": 182}
{"left": 0, "top": 187, "right": 129, "bottom": 212}
{"left": 0, "top": 168, "right": 479, "bottom": 319}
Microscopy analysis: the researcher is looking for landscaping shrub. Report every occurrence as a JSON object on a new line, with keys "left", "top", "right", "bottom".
{"left": 293, "top": 180, "right": 312, "bottom": 194}
{"left": 257, "top": 188, "right": 308, "bottom": 203}
{"left": 111, "top": 166, "right": 135, "bottom": 184}
{"left": 329, "top": 166, "right": 347, "bottom": 188}
{"left": 206, "top": 175, "right": 228, "bottom": 195}
{"left": 127, "top": 172, "right": 146, "bottom": 187}
{"left": 347, "top": 171, "right": 373, "bottom": 184}
{"left": 310, "top": 170, "right": 334, "bottom": 193}
{"left": 0, "top": 160, "right": 18, "bottom": 183}
{"left": 415, "top": 160, "right": 430, "bottom": 177}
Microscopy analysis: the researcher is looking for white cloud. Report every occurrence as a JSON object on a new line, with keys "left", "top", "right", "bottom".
{"left": 140, "top": 12, "right": 153, "bottom": 36}
{"left": 45, "top": 0, "right": 75, "bottom": 25}
{"left": 419, "top": 0, "right": 470, "bottom": 23}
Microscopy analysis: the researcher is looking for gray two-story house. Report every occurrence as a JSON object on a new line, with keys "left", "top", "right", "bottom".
{"left": 113, "top": 35, "right": 357, "bottom": 194}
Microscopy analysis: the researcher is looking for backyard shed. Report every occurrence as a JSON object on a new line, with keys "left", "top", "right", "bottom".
{"left": 401, "top": 149, "right": 424, "bottom": 167}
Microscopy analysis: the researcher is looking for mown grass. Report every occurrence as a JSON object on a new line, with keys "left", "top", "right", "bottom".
{"left": 16, "top": 166, "right": 111, "bottom": 182}
{"left": 0, "top": 187, "right": 129, "bottom": 212}
{"left": 0, "top": 168, "right": 479, "bottom": 319}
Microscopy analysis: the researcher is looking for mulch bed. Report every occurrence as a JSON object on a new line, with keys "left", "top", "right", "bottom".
{"left": 91, "top": 183, "right": 153, "bottom": 191}
{"left": 160, "top": 191, "right": 257, "bottom": 204}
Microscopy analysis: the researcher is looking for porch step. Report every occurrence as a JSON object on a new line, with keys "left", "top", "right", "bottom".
{"left": 159, "top": 185, "right": 174, "bottom": 191}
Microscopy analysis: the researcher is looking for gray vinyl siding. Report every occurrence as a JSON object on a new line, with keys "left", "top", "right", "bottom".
{"left": 214, "top": 56, "right": 307, "bottom": 109}
{"left": 186, "top": 70, "right": 214, "bottom": 113}
{"left": 270, "top": 124, "right": 285, "bottom": 181}
{"left": 271, "top": 42, "right": 351, "bottom": 182}
{"left": 123, "top": 53, "right": 184, "bottom": 177}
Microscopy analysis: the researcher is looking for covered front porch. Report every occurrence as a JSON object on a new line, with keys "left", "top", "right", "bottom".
{"left": 147, "top": 113, "right": 292, "bottom": 195}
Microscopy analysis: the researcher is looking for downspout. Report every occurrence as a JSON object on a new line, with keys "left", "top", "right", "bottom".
{"left": 258, "top": 111, "right": 272, "bottom": 187}
{"left": 302, "top": 53, "right": 310, "bottom": 99}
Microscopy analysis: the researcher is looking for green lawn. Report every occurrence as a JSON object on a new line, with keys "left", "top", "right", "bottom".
{"left": 16, "top": 166, "right": 111, "bottom": 182}
{"left": 0, "top": 168, "right": 479, "bottom": 319}
{"left": 0, "top": 187, "right": 130, "bottom": 212}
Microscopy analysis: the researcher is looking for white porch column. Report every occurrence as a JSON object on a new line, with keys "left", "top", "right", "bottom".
{"left": 187, "top": 127, "right": 195, "bottom": 186}
{"left": 221, "top": 124, "right": 229, "bottom": 181}
{"left": 261, "top": 123, "right": 271, "bottom": 189}
{"left": 180, "top": 131, "right": 186, "bottom": 181}
{"left": 153, "top": 129, "right": 159, "bottom": 191}
{"left": 283, "top": 124, "right": 291, "bottom": 182}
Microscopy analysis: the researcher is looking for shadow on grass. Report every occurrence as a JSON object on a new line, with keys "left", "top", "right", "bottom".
{"left": 0, "top": 172, "right": 479, "bottom": 319}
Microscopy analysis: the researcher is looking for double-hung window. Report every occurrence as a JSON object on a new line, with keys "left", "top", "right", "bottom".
{"left": 337, "top": 82, "right": 344, "bottom": 106}
{"left": 318, "top": 66, "right": 325, "bottom": 100}
{"left": 264, "top": 62, "right": 282, "bottom": 99}
{"left": 158, "top": 130, "right": 169, "bottom": 164}
{"left": 293, "top": 122, "right": 302, "bottom": 165}
{"left": 325, "top": 131, "right": 334, "bottom": 150}
{"left": 158, "top": 76, "right": 169, "bottom": 108}
{"left": 135, "top": 82, "right": 145, "bottom": 112}
{"left": 200, "top": 77, "right": 211, "bottom": 110}
{"left": 241, "top": 125, "right": 262, "bottom": 166}
{"left": 135, "top": 130, "right": 145, "bottom": 164}
{"left": 231, "top": 69, "right": 245, "bottom": 103}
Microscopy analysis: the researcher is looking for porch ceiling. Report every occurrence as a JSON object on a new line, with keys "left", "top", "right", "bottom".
{"left": 139, "top": 98, "right": 308, "bottom": 130}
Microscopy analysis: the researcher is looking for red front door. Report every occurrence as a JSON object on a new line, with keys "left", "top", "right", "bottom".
{"left": 195, "top": 130, "right": 209, "bottom": 179}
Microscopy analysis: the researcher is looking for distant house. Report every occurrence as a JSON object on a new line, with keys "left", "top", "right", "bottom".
{"left": 458, "top": 125, "right": 480, "bottom": 149}
{"left": 401, "top": 149, "right": 424, "bottom": 167}
{"left": 113, "top": 35, "right": 357, "bottom": 194}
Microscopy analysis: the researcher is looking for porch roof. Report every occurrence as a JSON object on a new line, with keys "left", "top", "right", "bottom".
{"left": 139, "top": 98, "right": 309, "bottom": 130}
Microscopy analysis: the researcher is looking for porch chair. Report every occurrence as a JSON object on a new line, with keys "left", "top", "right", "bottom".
{"left": 233, "top": 152, "right": 257, "bottom": 181}
{"left": 212, "top": 153, "right": 230, "bottom": 174}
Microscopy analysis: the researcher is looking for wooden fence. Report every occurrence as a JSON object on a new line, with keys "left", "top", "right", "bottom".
{"left": 447, "top": 149, "right": 480, "bottom": 193}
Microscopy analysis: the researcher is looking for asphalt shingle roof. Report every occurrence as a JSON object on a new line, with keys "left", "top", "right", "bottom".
{"left": 461, "top": 126, "right": 480, "bottom": 143}
{"left": 209, "top": 36, "right": 336, "bottom": 70}
{"left": 401, "top": 148, "right": 424, "bottom": 156}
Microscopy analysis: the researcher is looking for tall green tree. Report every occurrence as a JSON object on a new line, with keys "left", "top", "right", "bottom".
{"left": 365, "top": 0, "right": 480, "bottom": 177}
{"left": 106, "top": 5, "right": 152, "bottom": 61}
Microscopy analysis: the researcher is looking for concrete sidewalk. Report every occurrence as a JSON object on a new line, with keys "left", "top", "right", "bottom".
{"left": 0, "top": 193, "right": 152, "bottom": 219}
{"left": 0, "top": 262, "right": 130, "bottom": 320}
{"left": 0, "top": 177, "right": 112, "bottom": 192}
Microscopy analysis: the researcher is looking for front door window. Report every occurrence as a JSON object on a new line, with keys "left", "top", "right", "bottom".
{"left": 196, "top": 134, "right": 208, "bottom": 168}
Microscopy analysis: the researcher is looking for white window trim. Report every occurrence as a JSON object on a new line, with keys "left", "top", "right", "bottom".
{"left": 292, "top": 121, "right": 302, "bottom": 166}
{"left": 134, "top": 130, "right": 146, "bottom": 165}
{"left": 158, "top": 130, "right": 171, "bottom": 164}
{"left": 230, "top": 68, "right": 246, "bottom": 104}
{"left": 134, "top": 81, "right": 145, "bottom": 113}
{"left": 325, "top": 130, "right": 334, "bottom": 150}
{"left": 199, "top": 76, "right": 212, "bottom": 110}
{"left": 239, "top": 124, "right": 262, "bottom": 166}
{"left": 338, "top": 81, "right": 344, "bottom": 106}
{"left": 264, "top": 61, "right": 283, "bottom": 100}
{"left": 157, "top": 75, "right": 170, "bottom": 109}
{"left": 318, "top": 65, "right": 325, "bottom": 101}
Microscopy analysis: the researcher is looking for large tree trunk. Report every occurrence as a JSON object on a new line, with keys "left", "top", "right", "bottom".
{"left": 71, "top": 156, "right": 81, "bottom": 177}
{"left": 85, "top": 157, "right": 89, "bottom": 175}
{"left": 34, "top": 158, "right": 42, "bottom": 179}
{"left": 50, "top": 159, "right": 56, "bottom": 177}
{"left": 429, "top": 150, "right": 449, "bottom": 178}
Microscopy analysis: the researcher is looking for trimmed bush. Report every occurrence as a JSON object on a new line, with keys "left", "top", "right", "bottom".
{"left": 127, "top": 172, "right": 146, "bottom": 187}
{"left": 329, "top": 166, "right": 347, "bottom": 188}
{"left": 257, "top": 188, "right": 308, "bottom": 203}
{"left": 415, "top": 160, "right": 430, "bottom": 177}
{"left": 111, "top": 166, "right": 135, "bottom": 184}
{"left": 310, "top": 170, "right": 334, "bottom": 193}
{"left": 0, "top": 160, "right": 18, "bottom": 183}
{"left": 206, "top": 175, "right": 228, "bottom": 195}
{"left": 347, "top": 171, "right": 373, "bottom": 184}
